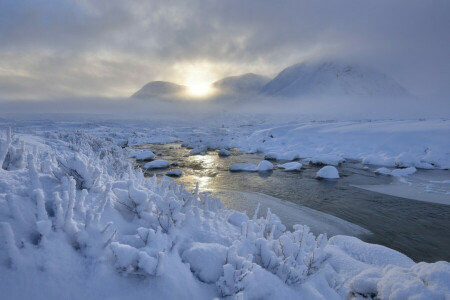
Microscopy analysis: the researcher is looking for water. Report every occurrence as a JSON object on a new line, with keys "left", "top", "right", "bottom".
{"left": 134, "top": 143, "right": 450, "bottom": 262}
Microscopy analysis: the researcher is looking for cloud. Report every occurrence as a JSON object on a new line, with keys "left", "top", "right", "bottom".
{"left": 0, "top": 0, "right": 449, "bottom": 99}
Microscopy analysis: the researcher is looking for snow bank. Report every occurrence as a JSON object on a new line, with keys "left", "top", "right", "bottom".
{"left": 144, "top": 160, "right": 170, "bottom": 169}
{"left": 316, "top": 166, "right": 339, "bottom": 179}
{"left": 311, "top": 154, "right": 345, "bottom": 166}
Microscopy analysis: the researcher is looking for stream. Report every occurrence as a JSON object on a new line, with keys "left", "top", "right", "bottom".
{"left": 134, "top": 143, "right": 450, "bottom": 263}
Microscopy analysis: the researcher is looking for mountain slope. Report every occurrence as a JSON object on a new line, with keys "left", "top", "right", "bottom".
{"left": 212, "top": 73, "right": 270, "bottom": 95}
{"left": 132, "top": 81, "right": 187, "bottom": 99}
{"left": 260, "top": 61, "right": 410, "bottom": 98}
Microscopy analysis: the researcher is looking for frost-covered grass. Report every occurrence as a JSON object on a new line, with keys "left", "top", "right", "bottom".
{"left": 0, "top": 124, "right": 449, "bottom": 299}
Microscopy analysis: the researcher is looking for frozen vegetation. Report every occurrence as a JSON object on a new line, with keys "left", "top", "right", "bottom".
{"left": 0, "top": 119, "right": 449, "bottom": 299}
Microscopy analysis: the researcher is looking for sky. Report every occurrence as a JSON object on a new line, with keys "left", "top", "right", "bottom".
{"left": 0, "top": 0, "right": 449, "bottom": 100}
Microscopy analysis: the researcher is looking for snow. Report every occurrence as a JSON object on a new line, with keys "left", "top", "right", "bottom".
{"left": 260, "top": 61, "right": 410, "bottom": 98}
{"left": 190, "top": 146, "right": 208, "bottom": 155}
{"left": 182, "top": 242, "right": 228, "bottom": 283}
{"left": 391, "top": 167, "right": 417, "bottom": 177}
{"left": 212, "top": 73, "right": 270, "bottom": 95}
{"left": 144, "top": 160, "right": 170, "bottom": 169}
{"left": 375, "top": 167, "right": 417, "bottom": 177}
{"left": 316, "top": 166, "right": 340, "bottom": 179}
{"left": 278, "top": 162, "right": 302, "bottom": 171}
{"left": 229, "top": 160, "right": 273, "bottom": 172}
{"left": 257, "top": 160, "right": 274, "bottom": 171}
{"left": 131, "top": 149, "right": 155, "bottom": 161}
{"left": 218, "top": 148, "right": 231, "bottom": 157}
{"left": 0, "top": 119, "right": 449, "bottom": 299}
{"left": 311, "top": 154, "right": 345, "bottom": 166}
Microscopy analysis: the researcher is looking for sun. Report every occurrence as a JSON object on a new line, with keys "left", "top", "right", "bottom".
{"left": 173, "top": 61, "right": 219, "bottom": 98}
{"left": 186, "top": 82, "right": 212, "bottom": 97}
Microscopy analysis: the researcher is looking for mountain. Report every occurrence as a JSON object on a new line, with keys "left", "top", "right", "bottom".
{"left": 212, "top": 73, "right": 270, "bottom": 95}
{"left": 132, "top": 81, "right": 187, "bottom": 99}
{"left": 260, "top": 61, "right": 410, "bottom": 98}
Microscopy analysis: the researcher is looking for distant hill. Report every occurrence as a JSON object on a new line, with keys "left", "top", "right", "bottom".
{"left": 132, "top": 61, "right": 411, "bottom": 100}
{"left": 260, "top": 61, "right": 410, "bottom": 98}
{"left": 132, "top": 81, "right": 187, "bottom": 99}
{"left": 212, "top": 73, "right": 270, "bottom": 95}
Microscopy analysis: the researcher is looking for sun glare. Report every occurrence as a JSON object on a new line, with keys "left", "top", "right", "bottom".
{"left": 186, "top": 82, "right": 212, "bottom": 96}
{"left": 173, "top": 61, "right": 220, "bottom": 98}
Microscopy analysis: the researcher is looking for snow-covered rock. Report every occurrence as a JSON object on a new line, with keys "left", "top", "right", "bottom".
{"left": 257, "top": 160, "right": 274, "bottom": 172}
{"left": 375, "top": 167, "right": 392, "bottom": 175}
{"left": 229, "top": 160, "right": 273, "bottom": 172}
{"left": 190, "top": 146, "right": 208, "bottom": 155}
{"left": 316, "top": 166, "right": 339, "bottom": 179}
{"left": 391, "top": 167, "right": 417, "bottom": 177}
{"left": 278, "top": 162, "right": 302, "bottom": 171}
{"left": 166, "top": 169, "right": 182, "bottom": 177}
{"left": 144, "top": 160, "right": 170, "bottom": 169}
{"left": 133, "top": 150, "right": 155, "bottom": 161}
{"left": 375, "top": 167, "right": 417, "bottom": 177}
{"left": 218, "top": 149, "right": 231, "bottom": 157}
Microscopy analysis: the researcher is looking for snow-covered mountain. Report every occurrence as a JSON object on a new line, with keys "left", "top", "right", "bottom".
{"left": 132, "top": 81, "right": 187, "bottom": 99}
{"left": 212, "top": 73, "right": 270, "bottom": 95}
{"left": 132, "top": 61, "right": 411, "bottom": 100}
{"left": 260, "top": 61, "right": 410, "bottom": 98}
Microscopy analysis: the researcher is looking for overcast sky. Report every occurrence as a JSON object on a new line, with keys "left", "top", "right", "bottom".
{"left": 1, "top": 0, "right": 449, "bottom": 99}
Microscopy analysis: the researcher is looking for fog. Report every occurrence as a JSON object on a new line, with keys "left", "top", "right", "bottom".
{"left": 1, "top": 93, "right": 448, "bottom": 124}
{"left": 1, "top": 0, "right": 449, "bottom": 100}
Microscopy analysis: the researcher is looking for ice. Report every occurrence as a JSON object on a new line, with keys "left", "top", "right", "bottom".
{"left": 212, "top": 189, "right": 370, "bottom": 237}
{"left": 316, "top": 166, "right": 340, "bottom": 179}
{"left": 144, "top": 160, "right": 170, "bottom": 169}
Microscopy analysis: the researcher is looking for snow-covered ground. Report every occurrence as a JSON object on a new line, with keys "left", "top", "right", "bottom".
{"left": 0, "top": 117, "right": 449, "bottom": 299}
